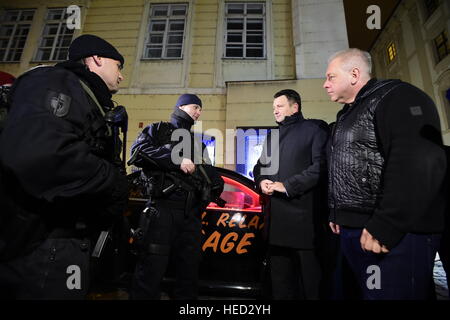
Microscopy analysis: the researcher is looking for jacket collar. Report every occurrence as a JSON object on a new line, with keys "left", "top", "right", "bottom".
{"left": 277, "top": 111, "right": 304, "bottom": 126}
{"left": 170, "top": 107, "right": 194, "bottom": 130}
{"left": 353, "top": 78, "right": 401, "bottom": 105}
{"left": 55, "top": 60, "right": 114, "bottom": 111}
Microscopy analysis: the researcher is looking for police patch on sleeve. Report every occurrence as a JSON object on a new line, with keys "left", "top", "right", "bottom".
{"left": 46, "top": 90, "right": 71, "bottom": 117}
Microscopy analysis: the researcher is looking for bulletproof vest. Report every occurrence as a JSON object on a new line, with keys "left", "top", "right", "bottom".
{"left": 152, "top": 122, "right": 197, "bottom": 195}
{"left": 138, "top": 121, "right": 222, "bottom": 203}
{"left": 79, "top": 80, "right": 115, "bottom": 161}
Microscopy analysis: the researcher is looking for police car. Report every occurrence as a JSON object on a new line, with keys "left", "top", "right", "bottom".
{"left": 197, "top": 167, "right": 267, "bottom": 298}
{"left": 96, "top": 167, "right": 268, "bottom": 299}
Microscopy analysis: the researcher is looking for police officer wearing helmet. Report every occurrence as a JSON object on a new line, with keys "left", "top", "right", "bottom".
{"left": 130, "top": 94, "right": 224, "bottom": 300}
{"left": 0, "top": 34, "right": 129, "bottom": 299}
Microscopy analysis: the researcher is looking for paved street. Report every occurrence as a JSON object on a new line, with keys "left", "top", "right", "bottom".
{"left": 434, "top": 253, "right": 449, "bottom": 300}
{"left": 89, "top": 256, "right": 450, "bottom": 300}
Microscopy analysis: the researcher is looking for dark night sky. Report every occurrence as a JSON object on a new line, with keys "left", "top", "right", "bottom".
{"left": 343, "top": 0, "right": 402, "bottom": 51}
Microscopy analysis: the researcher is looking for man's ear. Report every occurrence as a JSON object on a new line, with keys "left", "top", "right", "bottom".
{"left": 350, "top": 67, "right": 361, "bottom": 85}
{"left": 91, "top": 55, "right": 103, "bottom": 67}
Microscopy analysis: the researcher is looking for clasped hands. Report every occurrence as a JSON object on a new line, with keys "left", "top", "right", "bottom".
{"left": 260, "top": 179, "right": 286, "bottom": 195}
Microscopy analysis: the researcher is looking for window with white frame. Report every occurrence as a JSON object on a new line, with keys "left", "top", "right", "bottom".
{"left": 143, "top": 4, "right": 188, "bottom": 59}
{"left": 224, "top": 2, "right": 265, "bottom": 59}
{"left": 0, "top": 9, "right": 35, "bottom": 62}
{"left": 35, "top": 8, "right": 75, "bottom": 61}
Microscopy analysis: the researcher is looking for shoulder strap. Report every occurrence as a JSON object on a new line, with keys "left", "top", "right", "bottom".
{"left": 79, "top": 80, "right": 111, "bottom": 136}
{"left": 79, "top": 80, "right": 104, "bottom": 116}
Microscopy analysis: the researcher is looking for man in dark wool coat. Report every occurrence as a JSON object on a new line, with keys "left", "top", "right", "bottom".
{"left": 254, "top": 89, "right": 329, "bottom": 300}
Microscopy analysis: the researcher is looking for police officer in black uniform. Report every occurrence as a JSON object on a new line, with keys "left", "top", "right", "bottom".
{"left": 130, "top": 94, "right": 223, "bottom": 300}
{"left": 0, "top": 71, "right": 15, "bottom": 134}
{"left": 0, "top": 34, "right": 129, "bottom": 299}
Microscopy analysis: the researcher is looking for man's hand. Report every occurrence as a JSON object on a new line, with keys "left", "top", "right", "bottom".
{"left": 180, "top": 158, "right": 195, "bottom": 174}
{"left": 329, "top": 222, "right": 340, "bottom": 234}
{"left": 360, "top": 228, "right": 389, "bottom": 254}
{"left": 260, "top": 179, "right": 274, "bottom": 195}
{"left": 268, "top": 182, "right": 286, "bottom": 193}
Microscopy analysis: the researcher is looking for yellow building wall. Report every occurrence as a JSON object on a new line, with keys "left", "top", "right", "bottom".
{"left": 114, "top": 93, "right": 226, "bottom": 170}
{"left": 272, "top": 0, "right": 295, "bottom": 79}
{"left": 226, "top": 79, "right": 338, "bottom": 128}
{"left": 91, "top": 0, "right": 297, "bottom": 170}
{"left": 188, "top": 0, "right": 217, "bottom": 88}
{"left": 82, "top": 0, "right": 144, "bottom": 89}
{"left": 223, "top": 78, "right": 339, "bottom": 170}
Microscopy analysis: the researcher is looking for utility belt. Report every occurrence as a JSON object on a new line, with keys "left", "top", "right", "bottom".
{"left": 0, "top": 209, "right": 91, "bottom": 262}
{"left": 47, "top": 225, "right": 89, "bottom": 239}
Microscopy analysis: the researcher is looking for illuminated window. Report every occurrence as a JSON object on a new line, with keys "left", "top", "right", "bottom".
{"left": 143, "top": 4, "right": 188, "bottom": 59}
{"left": 387, "top": 42, "right": 397, "bottom": 63}
{"left": 424, "top": 0, "right": 439, "bottom": 18}
{"left": 434, "top": 30, "right": 449, "bottom": 63}
{"left": 224, "top": 2, "right": 265, "bottom": 59}
{"left": 35, "top": 8, "right": 75, "bottom": 61}
{"left": 0, "top": 9, "right": 35, "bottom": 62}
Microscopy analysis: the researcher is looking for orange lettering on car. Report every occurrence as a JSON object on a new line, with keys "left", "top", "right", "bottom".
{"left": 238, "top": 214, "right": 247, "bottom": 228}
{"left": 216, "top": 213, "right": 229, "bottom": 227}
{"left": 202, "top": 230, "right": 221, "bottom": 252}
{"left": 220, "top": 232, "right": 238, "bottom": 253}
{"left": 247, "top": 215, "right": 259, "bottom": 229}
{"left": 236, "top": 233, "right": 255, "bottom": 254}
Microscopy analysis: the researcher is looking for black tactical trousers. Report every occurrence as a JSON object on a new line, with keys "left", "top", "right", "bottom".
{"left": 131, "top": 199, "right": 202, "bottom": 300}
{"left": 0, "top": 237, "right": 91, "bottom": 299}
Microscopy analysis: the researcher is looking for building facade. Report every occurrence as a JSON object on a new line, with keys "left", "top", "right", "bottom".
{"left": 370, "top": 0, "right": 450, "bottom": 144}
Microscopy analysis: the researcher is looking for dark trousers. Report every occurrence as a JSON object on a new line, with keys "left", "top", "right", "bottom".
{"left": 326, "top": 234, "right": 361, "bottom": 300}
{"left": 131, "top": 200, "right": 202, "bottom": 300}
{"left": 269, "top": 245, "right": 322, "bottom": 300}
{"left": 0, "top": 238, "right": 91, "bottom": 299}
{"left": 439, "top": 228, "right": 450, "bottom": 292}
{"left": 340, "top": 227, "right": 441, "bottom": 300}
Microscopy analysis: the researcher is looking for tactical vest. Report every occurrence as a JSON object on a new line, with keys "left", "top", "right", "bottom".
{"left": 79, "top": 80, "right": 115, "bottom": 162}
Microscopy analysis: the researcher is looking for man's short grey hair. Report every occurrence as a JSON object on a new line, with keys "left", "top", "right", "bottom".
{"left": 328, "top": 48, "right": 372, "bottom": 76}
